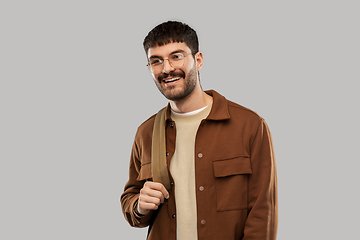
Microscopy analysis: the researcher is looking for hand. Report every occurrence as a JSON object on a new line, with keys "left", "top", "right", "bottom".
{"left": 137, "top": 181, "right": 169, "bottom": 215}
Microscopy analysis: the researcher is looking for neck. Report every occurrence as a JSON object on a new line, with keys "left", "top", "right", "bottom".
{"left": 170, "top": 86, "right": 213, "bottom": 114}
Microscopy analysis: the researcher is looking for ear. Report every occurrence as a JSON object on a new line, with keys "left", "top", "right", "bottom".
{"left": 195, "top": 52, "right": 204, "bottom": 71}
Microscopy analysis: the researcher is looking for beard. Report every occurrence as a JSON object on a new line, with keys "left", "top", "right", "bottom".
{"left": 154, "top": 64, "right": 198, "bottom": 101}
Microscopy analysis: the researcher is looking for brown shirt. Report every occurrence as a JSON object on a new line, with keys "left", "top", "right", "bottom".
{"left": 120, "top": 90, "right": 278, "bottom": 240}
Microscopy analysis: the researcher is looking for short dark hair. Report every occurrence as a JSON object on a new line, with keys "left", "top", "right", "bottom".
{"left": 143, "top": 21, "right": 199, "bottom": 56}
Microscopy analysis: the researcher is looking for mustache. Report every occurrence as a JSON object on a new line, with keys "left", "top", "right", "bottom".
{"left": 158, "top": 70, "right": 185, "bottom": 82}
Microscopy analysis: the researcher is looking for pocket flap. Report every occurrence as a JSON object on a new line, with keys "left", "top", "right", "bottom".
{"left": 213, "top": 157, "right": 252, "bottom": 177}
{"left": 136, "top": 162, "right": 152, "bottom": 181}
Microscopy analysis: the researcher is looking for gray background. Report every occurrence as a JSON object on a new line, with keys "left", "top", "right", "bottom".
{"left": 1, "top": 0, "right": 359, "bottom": 239}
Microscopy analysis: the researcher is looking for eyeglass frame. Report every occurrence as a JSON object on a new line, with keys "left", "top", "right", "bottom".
{"left": 146, "top": 51, "right": 197, "bottom": 73}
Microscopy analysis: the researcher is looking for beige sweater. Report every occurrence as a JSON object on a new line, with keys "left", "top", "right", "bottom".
{"left": 170, "top": 104, "right": 212, "bottom": 240}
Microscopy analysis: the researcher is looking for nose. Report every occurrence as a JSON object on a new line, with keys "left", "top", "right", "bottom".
{"left": 162, "top": 59, "right": 175, "bottom": 74}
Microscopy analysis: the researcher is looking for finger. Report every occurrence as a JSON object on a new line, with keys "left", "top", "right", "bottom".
{"left": 140, "top": 184, "right": 165, "bottom": 203}
{"left": 138, "top": 201, "right": 159, "bottom": 211}
{"left": 137, "top": 194, "right": 162, "bottom": 215}
{"left": 145, "top": 182, "right": 169, "bottom": 199}
{"left": 139, "top": 194, "right": 161, "bottom": 206}
{"left": 160, "top": 185, "right": 169, "bottom": 199}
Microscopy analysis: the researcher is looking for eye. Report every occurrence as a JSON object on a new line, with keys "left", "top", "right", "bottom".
{"left": 150, "top": 58, "right": 162, "bottom": 66}
{"left": 170, "top": 53, "right": 185, "bottom": 61}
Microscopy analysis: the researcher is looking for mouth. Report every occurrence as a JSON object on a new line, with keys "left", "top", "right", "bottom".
{"left": 158, "top": 70, "right": 185, "bottom": 87}
{"left": 163, "top": 77, "right": 181, "bottom": 83}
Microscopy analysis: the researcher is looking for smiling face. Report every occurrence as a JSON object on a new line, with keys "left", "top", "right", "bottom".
{"left": 147, "top": 42, "right": 203, "bottom": 101}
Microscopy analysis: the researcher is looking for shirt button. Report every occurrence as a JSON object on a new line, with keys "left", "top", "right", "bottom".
{"left": 199, "top": 186, "right": 204, "bottom": 191}
{"left": 172, "top": 214, "right": 176, "bottom": 218}
{"left": 170, "top": 182, "right": 174, "bottom": 186}
{"left": 198, "top": 153, "right": 203, "bottom": 158}
{"left": 170, "top": 123, "right": 174, "bottom": 128}
{"left": 166, "top": 152, "right": 169, "bottom": 156}
{"left": 201, "top": 220, "right": 206, "bottom": 225}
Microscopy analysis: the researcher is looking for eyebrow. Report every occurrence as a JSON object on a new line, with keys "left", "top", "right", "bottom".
{"left": 148, "top": 49, "right": 187, "bottom": 60}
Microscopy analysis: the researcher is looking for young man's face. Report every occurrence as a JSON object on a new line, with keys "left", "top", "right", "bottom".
{"left": 147, "top": 42, "right": 203, "bottom": 101}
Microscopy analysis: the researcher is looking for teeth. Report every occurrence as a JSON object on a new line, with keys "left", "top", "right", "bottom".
{"left": 164, "top": 77, "right": 180, "bottom": 83}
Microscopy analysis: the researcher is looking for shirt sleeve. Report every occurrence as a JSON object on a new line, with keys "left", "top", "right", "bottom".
{"left": 243, "top": 119, "right": 278, "bottom": 239}
{"left": 120, "top": 138, "right": 154, "bottom": 228}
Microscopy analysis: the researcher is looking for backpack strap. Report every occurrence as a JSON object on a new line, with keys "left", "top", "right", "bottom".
{"left": 151, "top": 107, "right": 171, "bottom": 191}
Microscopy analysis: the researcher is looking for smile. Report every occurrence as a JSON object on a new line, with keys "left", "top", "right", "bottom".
{"left": 164, "top": 77, "right": 181, "bottom": 83}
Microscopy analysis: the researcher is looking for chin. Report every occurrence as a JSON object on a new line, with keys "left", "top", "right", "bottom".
{"left": 164, "top": 88, "right": 193, "bottom": 101}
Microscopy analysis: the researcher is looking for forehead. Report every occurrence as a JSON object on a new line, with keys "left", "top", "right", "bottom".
{"left": 147, "top": 42, "right": 191, "bottom": 59}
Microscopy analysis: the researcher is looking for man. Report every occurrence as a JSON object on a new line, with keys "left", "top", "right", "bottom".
{"left": 121, "top": 21, "right": 278, "bottom": 240}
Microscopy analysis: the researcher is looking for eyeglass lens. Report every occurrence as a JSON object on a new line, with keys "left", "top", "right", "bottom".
{"left": 149, "top": 53, "right": 186, "bottom": 73}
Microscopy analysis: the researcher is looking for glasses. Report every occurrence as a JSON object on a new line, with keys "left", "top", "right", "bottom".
{"left": 147, "top": 52, "right": 193, "bottom": 74}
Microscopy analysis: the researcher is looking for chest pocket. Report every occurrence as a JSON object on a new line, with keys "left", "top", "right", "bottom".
{"left": 136, "top": 162, "right": 152, "bottom": 181}
{"left": 213, "top": 156, "right": 252, "bottom": 211}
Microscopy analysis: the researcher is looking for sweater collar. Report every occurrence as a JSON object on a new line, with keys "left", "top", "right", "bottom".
{"left": 165, "top": 90, "right": 230, "bottom": 121}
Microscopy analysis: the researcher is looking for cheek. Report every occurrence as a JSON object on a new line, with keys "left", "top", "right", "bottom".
{"left": 184, "top": 60, "right": 196, "bottom": 73}
{"left": 152, "top": 73, "right": 159, "bottom": 80}
{"left": 183, "top": 64, "right": 196, "bottom": 77}
{"left": 182, "top": 66, "right": 191, "bottom": 76}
